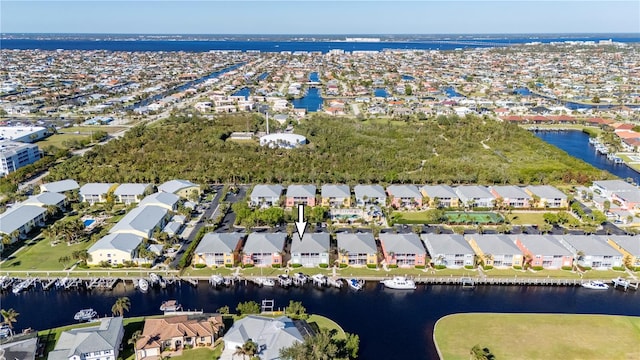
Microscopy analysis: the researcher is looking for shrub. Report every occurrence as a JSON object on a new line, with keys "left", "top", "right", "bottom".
{"left": 339, "top": 263, "right": 348, "bottom": 268}
{"left": 483, "top": 265, "right": 494, "bottom": 270}
{"left": 194, "top": 263, "right": 207, "bottom": 269}
{"left": 243, "top": 263, "right": 254, "bottom": 268}
{"left": 115, "top": 264, "right": 124, "bottom": 268}
{"left": 291, "top": 263, "right": 302, "bottom": 268}
{"left": 366, "top": 264, "right": 377, "bottom": 269}
{"left": 319, "top": 263, "right": 329, "bottom": 268}
{"left": 612, "top": 266, "right": 625, "bottom": 271}
{"left": 580, "top": 266, "right": 592, "bottom": 271}
{"left": 532, "top": 266, "right": 544, "bottom": 271}
{"left": 464, "top": 265, "right": 475, "bottom": 269}
{"left": 415, "top": 265, "right": 425, "bottom": 269}
{"left": 513, "top": 266, "right": 522, "bottom": 270}
{"left": 388, "top": 264, "right": 398, "bottom": 269}
{"left": 435, "top": 265, "right": 447, "bottom": 270}
{"left": 561, "top": 266, "right": 573, "bottom": 271}
{"left": 272, "top": 264, "right": 281, "bottom": 268}
{"left": 225, "top": 263, "right": 233, "bottom": 268}
{"left": 631, "top": 266, "right": 640, "bottom": 272}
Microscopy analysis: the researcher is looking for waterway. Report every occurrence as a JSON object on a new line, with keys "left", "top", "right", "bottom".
{"left": 308, "top": 72, "right": 320, "bottom": 82}
{"left": 443, "top": 86, "right": 464, "bottom": 98}
{"left": 534, "top": 130, "right": 640, "bottom": 183}
{"left": 292, "top": 87, "right": 323, "bottom": 112}
{"left": 1, "top": 282, "right": 638, "bottom": 360}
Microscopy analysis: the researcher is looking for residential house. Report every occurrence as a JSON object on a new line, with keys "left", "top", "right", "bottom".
{"left": 109, "top": 205, "right": 169, "bottom": 239}
{"left": 0, "top": 336, "right": 39, "bottom": 360}
{"left": 0, "top": 204, "right": 46, "bottom": 243}
{"left": 612, "top": 191, "right": 640, "bottom": 212}
{"left": 158, "top": 179, "right": 201, "bottom": 199}
{"left": 87, "top": 233, "right": 144, "bottom": 265}
{"left": 421, "top": 234, "right": 475, "bottom": 268}
{"left": 591, "top": 180, "right": 638, "bottom": 199}
{"left": 606, "top": 235, "right": 640, "bottom": 268}
{"left": 454, "top": 186, "right": 495, "bottom": 208}
{"left": 489, "top": 185, "right": 532, "bottom": 208}
{"left": 193, "top": 232, "right": 245, "bottom": 267}
{"left": 525, "top": 185, "right": 568, "bottom": 208}
{"left": 80, "top": 183, "right": 116, "bottom": 204}
{"left": 113, "top": 183, "right": 152, "bottom": 205}
{"left": 135, "top": 315, "right": 224, "bottom": 360}
{"left": 22, "top": 192, "right": 67, "bottom": 210}
{"left": 354, "top": 184, "right": 386, "bottom": 207}
{"left": 40, "top": 179, "right": 79, "bottom": 193}
{"left": 242, "top": 232, "right": 286, "bottom": 267}
{"left": 290, "top": 232, "right": 330, "bottom": 267}
{"left": 336, "top": 233, "right": 378, "bottom": 266}
{"left": 47, "top": 317, "right": 124, "bottom": 360}
{"left": 285, "top": 185, "right": 317, "bottom": 207}
{"left": 250, "top": 185, "right": 284, "bottom": 207}
{"left": 558, "top": 235, "right": 623, "bottom": 270}
{"left": 420, "top": 185, "right": 460, "bottom": 208}
{"left": 513, "top": 234, "right": 573, "bottom": 269}
{"left": 138, "top": 192, "right": 180, "bottom": 211}
{"left": 321, "top": 184, "right": 351, "bottom": 208}
{"left": 378, "top": 233, "right": 427, "bottom": 267}
{"left": 223, "top": 316, "right": 308, "bottom": 360}
{"left": 466, "top": 234, "right": 523, "bottom": 268}
{"left": 387, "top": 185, "right": 422, "bottom": 209}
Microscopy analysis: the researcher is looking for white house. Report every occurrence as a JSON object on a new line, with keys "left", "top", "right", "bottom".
{"left": 223, "top": 316, "right": 307, "bottom": 360}
{"left": 47, "top": 317, "right": 124, "bottom": 360}
{"left": 114, "top": 183, "right": 152, "bottom": 205}
{"left": 80, "top": 183, "right": 115, "bottom": 204}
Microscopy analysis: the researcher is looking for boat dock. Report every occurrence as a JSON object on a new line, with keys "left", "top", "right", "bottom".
{"left": 86, "top": 277, "right": 119, "bottom": 290}
{"left": 612, "top": 277, "right": 639, "bottom": 291}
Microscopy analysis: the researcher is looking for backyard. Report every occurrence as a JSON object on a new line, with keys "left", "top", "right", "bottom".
{"left": 1, "top": 235, "right": 95, "bottom": 271}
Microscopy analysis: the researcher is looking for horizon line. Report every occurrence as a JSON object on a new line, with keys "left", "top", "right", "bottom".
{"left": 2, "top": 31, "right": 638, "bottom": 36}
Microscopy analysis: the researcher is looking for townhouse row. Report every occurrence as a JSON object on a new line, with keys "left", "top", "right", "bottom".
{"left": 190, "top": 232, "right": 640, "bottom": 271}
{"left": 251, "top": 184, "right": 569, "bottom": 209}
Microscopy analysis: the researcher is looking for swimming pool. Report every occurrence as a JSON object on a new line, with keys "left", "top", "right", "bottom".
{"left": 83, "top": 219, "right": 95, "bottom": 227}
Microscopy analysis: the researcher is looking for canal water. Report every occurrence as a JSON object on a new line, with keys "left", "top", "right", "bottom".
{"left": 292, "top": 87, "right": 323, "bottom": 112}
{"left": 534, "top": 130, "right": 640, "bottom": 183}
{"left": 308, "top": 72, "right": 320, "bottom": 82}
{"left": 2, "top": 282, "right": 639, "bottom": 360}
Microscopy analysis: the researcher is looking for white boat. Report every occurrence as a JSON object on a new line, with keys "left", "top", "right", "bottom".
{"left": 209, "top": 275, "right": 225, "bottom": 287}
{"left": 74, "top": 308, "right": 97, "bottom": 321}
{"left": 582, "top": 280, "right": 609, "bottom": 290}
{"left": 262, "top": 278, "right": 275, "bottom": 287}
{"left": 278, "top": 274, "right": 293, "bottom": 287}
{"left": 348, "top": 278, "right": 364, "bottom": 291}
{"left": 0, "top": 324, "right": 12, "bottom": 339}
{"left": 160, "top": 300, "right": 183, "bottom": 312}
{"left": 292, "top": 272, "right": 308, "bottom": 286}
{"left": 311, "top": 273, "right": 328, "bottom": 287}
{"left": 381, "top": 276, "right": 417, "bottom": 290}
{"left": 149, "top": 273, "right": 160, "bottom": 284}
{"left": 138, "top": 278, "right": 149, "bottom": 292}
{"left": 612, "top": 277, "right": 631, "bottom": 288}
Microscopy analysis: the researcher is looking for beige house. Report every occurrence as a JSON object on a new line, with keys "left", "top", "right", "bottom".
{"left": 158, "top": 179, "right": 201, "bottom": 199}
{"left": 87, "top": 233, "right": 144, "bottom": 266}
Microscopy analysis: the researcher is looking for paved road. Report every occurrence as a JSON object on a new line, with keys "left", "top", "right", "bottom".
{"left": 215, "top": 186, "right": 247, "bottom": 233}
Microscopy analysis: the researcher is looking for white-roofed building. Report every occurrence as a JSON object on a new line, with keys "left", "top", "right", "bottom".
{"left": 290, "top": 232, "right": 330, "bottom": 267}
{"left": 109, "top": 206, "right": 169, "bottom": 239}
{"left": 138, "top": 192, "right": 180, "bottom": 211}
{"left": 250, "top": 185, "right": 284, "bottom": 208}
{"left": 379, "top": 233, "right": 426, "bottom": 267}
{"left": 421, "top": 234, "right": 475, "bottom": 268}
{"left": 87, "top": 233, "right": 144, "bottom": 266}
{"left": 321, "top": 184, "right": 351, "bottom": 208}
{"left": 337, "top": 233, "right": 378, "bottom": 266}
{"left": 40, "top": 179, "right": 80, "bottom": 193}
{"left": 47, "top": 317, "right": 124, "bottom": 360}
{"left": 354, "top": 185, "right": 386, "bottom": 207}
{"left": 242, "top": 233, "right": 286, "bottom": 267}
{"left": 0, "top": 141, "right": 41, "bottom": 177}
{"left": 158, "top": 179, "right": 201, "bottom": 199}
{"left": 525, "top": 185, "right": 568, "bottom": 208}
{"left": 193, "top": 232, "right": 245, "bottom": 267}
{"left": 22, "top": 192, "right": 67, "bottom": 209}
{"left": 113, "top": 183, "right": 152, "bottom": 205}
{"left": 80, "top": 183, "right": 115, "bottom": 204}
{"left": 0, "top": 204, "right": 47, "bottom": 243}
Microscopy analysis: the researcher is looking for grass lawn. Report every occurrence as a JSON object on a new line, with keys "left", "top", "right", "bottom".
{"left": 169, "top": 347, "right": 222, "bottom": 360}
{"left": 616, "top": 154, "right": 640, "bottom": 172}
{"left": 434, "top": 313, "right": 640, "bottom": 360}
{"left": 307, "top": 314, "right": 346, "bottom": 339}
{"left": 36, "top": 133, "right": 90, "bottom": 149}
{"left": 507, "top": 211, "right": 548, "bottom": 225}
{"left": 2, "top": 236, "right": 95, "bottom": 271}
{"left": 444, "top": 212, "right": 503, "bottom": 224}
{"left": 66, "top": 125, "right": 128, "bottom": 134}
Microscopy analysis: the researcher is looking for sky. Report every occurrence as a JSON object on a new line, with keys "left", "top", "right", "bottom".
{"left": 1, "top": 1, "right": 639, "bottom": 35}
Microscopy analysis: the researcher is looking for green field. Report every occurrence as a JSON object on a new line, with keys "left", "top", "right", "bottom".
{"left": 2, "top": 236, "right": 95, "bottom": 271}
{"left": 445, "top": 211, "right": 503, "bottom": 224}
{"left": 507, "top": 211, "right": 548, "bottom": 225}
{"left": 36, "top": 133, "right": 91, "bottom": 149}
{"left": 434, "top": 313, "right": 640, "bottom": 360}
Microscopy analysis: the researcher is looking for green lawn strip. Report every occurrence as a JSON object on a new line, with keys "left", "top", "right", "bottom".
{"left": 168, "top": 346, "right": 223, "bottom": 360}
{"left": 36, "top": 133, "right": 90, "bottom": 149}
{"left": 64, "top": 126, "right": 128, "bottom": 134}
{"left": 2, "top": 237, "right": 94, "bottom": 271}
{"left": 508, "top": 211, "right": 549, "bottom": 225}
{"left": 307, "top": 314, "right": 346, "bottom": 340}
{"left": 434, "top": 313, "right": 640, "bottom": 360}
{"left": 616, "top": 154, "right": 640, "bottom": 172}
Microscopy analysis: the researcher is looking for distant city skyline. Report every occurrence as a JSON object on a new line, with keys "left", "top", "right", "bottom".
{"left": 1, "top": 1, "right": 639, "bottom": 35}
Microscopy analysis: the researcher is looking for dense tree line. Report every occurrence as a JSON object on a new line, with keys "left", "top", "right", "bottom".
{"left": 46, "top": 113, "right": 610, "bottom": 185}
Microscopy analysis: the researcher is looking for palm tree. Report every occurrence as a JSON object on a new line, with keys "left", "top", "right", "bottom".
{"left": 128, "top": 329, "right": 142, "bottom": 347}
{"left": 0, "top": 308, "right": 19, "bottom": 330}
{"left": 111, "top": 297, "right": 131, "bottom": 317}
{"left": 469, "top": 344, "right": 494, "bottom": 360}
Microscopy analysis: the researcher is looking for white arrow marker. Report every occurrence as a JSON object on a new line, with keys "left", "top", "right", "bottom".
{"left": 295, "top": 204, "right": 307, "bottom": 239}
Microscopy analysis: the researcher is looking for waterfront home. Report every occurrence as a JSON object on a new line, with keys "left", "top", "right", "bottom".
{"left": 378, "top": 233, "right": 427, "bottom": 267}
{"left": 138, "top": 192, "right": 180, "bottom": 211}
{"left": 354, "top": 184, "right": 386, "bottom": 207}
{"left": 242, "top": 232, "right": 286, "bottom": 267}
{"left": 40, "top": 179, "right": 79, "bottom": 193}
{"left": 558, "top": 235, "right": 623, "bottom": 270}
{"left": 420, "top": 185, "right": 460, "bottom": 208}
{"left": 590, "top": 180, "right": 638, "bottom": 200}
{"left": 48, "top": 317, "right": 124, "bottom": 360}
{"left": 525, "top": 185, "right": 568, "bottom": 208}
{"left": 611, "top": 190, "right": 640, "bottom": 211}
{"left": 193, "top": 232, "right": 245, "bottom": 267}
{"left": 285, "top": 184, "right": 317, "bottom": 207}
{"left": 606, "top": 235, "right": 640, "bottom": 268}
{"left": 321, "top": 184, "right": 351, "bottom": 208}
{"left": 421, "top": 234, "right": 475, "bottom": 268}
{"left": 135, "top": 315, "right": 224, "bottom": 360}
{"left": 466, "top": 234, "right": 524, "bottom": 268}
{"left": 250, "top": 184, "right": 284, "bottom": 207}
{"left": 0, "top": 204, "right": 46, "bottom": 243}
{"left": 489, "top": 185, "right": 532, "bottom": 208}
{"left": 336, "top": 233, "right": 378, "bottom": 266}
{"left": 22, "top": 192, "right": 67, "bottom": 210}
{"left": 158, "top": 179, "right": 201, "bottom": 199}
{"left": 290, "top": 232, "right": 330, "bottom": 267}
{"left": 79, "top": 183, "right": 116, "bottom": 204}
{"left": 222, "top": 316, "right": 307, "bottom": 360}
{"left": 0, "top": 336, "right": 38, "bottom": 360}
{"left": 109, "top": 205, "right": 169, "bottom": 239}
{"left": 512, "top": 235, "right": 573, "bottom": 269}
{"left": 387, "top": 184, "right": 422, "bottom": 209}
{"left": 454, "top": 186, "right": 494, "bottom": 208}
{"left": 113, "top": 183, "right": 152, "bottom": 205}
{"left": 87, "top": 233, "right": 144, "bottom": 265}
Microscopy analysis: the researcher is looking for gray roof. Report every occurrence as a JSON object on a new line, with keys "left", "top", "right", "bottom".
{"left": 560, "top": 235, "right": 621, "bottom": 256}
{"left": 387, "top": 185, "right": 421, "bottom": 198}
{"left": 455, "top": 185, "right": 494, "bottom": 200}
{"left": 525, "top": 185, "right": 567, "bottom": 200}
{"left": 291, "top": 232, "right": 330, "bottom": 253}
{"left": 40, "top": 179, "right": 79, "bottom": 193}
{"left": 321, "top": 184, "right": 350, "bottom": 198}
{"left": 195, "top": 232, "right": 245, "bottom": 254}
{"left": 80, "top": 183, "right": 114, "bottom": 196}
{"left": 224, "top": 316, "right": 304, "bottom": 360}
{"left": 109, "top": 205, "right": 167, "bottom": 237}
{"left": 421, "top": 234, "right": 474, "bottom": 255}
{"left": 490, "top": 185, "right": 531, "bottom": 199}
{"left": 592, "top": 180, "right": 638, "bottom": 193}
{"left": 138, "top": 192, "right": 180, "bottom": 209}
{"left": 88, "top": 233, "right": 144, "bottom": 253}
{"left": 158, "top": 179, "right": 199, "bottom": 194}
{"left": 162, "top": 222, "right": 182, "bottom": 236}
{"left": 337, "top": 233, "right": 377, "bottom": 253}
{"left": 0, "top": 336, "right": 38, "bottom": 360}
{"left": 251, "top": 184, "right": 284, "bottom": 198}
{"left": 420, "top": 185, "right": 458, "bottom": 199}
{"left": 515, "top": 235, "right": 572, "bottom": 256}
{"left": 244, "top": 232, "right": 287, "bottom": 253}
{"left": 0, "top": 205, "right": 46, "bottom": 234}
{"left": 48, "top": 317, "right": 123, "bottom": 360}
{"left": 114, "top": 183, "right": 151, "bottom": 196}
{"left": 607, "top": 235, "right": 640, "bottom": 256}
{"left": 466, "top": 234, "right": 522, "bottom": 255}
{"left": 22, "top": 192, "right": 66, "bottom": 207}
{"left": 286, "top": 184, "right": 316, "bottom": 198}
{"left": 614, "top": 190, "right": 640, "bottom": 203}
{"left": 354, "top": 184, "right": 386, "bottom": 199}
{"left": 379, "top": 233, "right": 425, "bottom": 254}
